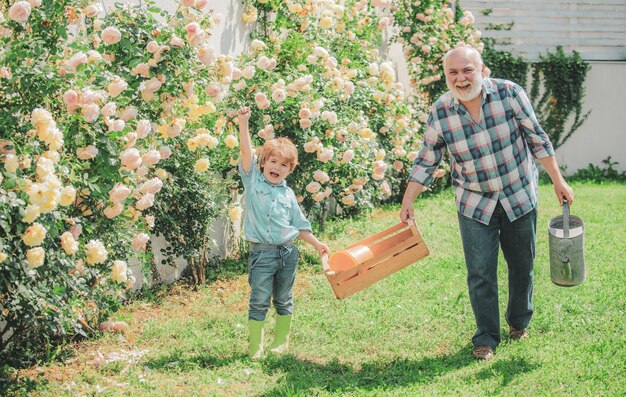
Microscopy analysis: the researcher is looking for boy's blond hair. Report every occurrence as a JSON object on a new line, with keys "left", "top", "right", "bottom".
{"left": 257, "top": 137, "right": 299, "bottom": 172}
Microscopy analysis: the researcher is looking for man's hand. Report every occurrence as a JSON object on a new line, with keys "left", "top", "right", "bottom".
{"left": 554, "top": 180, "right": 574, "bottom": 206}
{"left": 399, "top": 181, "right": 424, "bottom": 223}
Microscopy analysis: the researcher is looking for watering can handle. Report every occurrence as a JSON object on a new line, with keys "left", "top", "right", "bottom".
{"left": 562, "top": 200, "right": 570, "bottom": 238}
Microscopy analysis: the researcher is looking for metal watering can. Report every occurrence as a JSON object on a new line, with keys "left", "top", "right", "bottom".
{"left": 548, "top": 201, "right": 586, "bottom": 286}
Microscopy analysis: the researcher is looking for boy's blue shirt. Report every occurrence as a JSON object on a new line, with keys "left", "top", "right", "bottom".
{"left": 239, "top": 156, "right": 312, "bottom": 244}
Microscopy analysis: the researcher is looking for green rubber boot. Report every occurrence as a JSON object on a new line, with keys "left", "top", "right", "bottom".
{"left": 247, "top": 319, "right": 265, "bottom": 361}
{"left": 269, "top": 314, "right": 292, "bottom": 354}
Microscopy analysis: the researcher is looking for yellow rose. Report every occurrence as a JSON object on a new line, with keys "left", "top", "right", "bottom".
{"left": 59, "top": 186, "right": 77, "bottom": 206}
{"left": 319, "top": 17, "right": 334, "bottom": 29}
{"left": 228, "top": 205, "right": 243, "bottom": 222}
{"left": 85, "top": 240, "right": 107, "bottom": 265}
{"left": 22, "top": 223, "right": 47, "bottom": 246}
{"left": 223, "top": 135, "right": 238, "bottom": 149}
{"left": 0, "top": 252, "right": 8, "bottom": 263}
{"left": 60, "top": 232, "right": 79, "bottom": 255}
{"left": 111, "top": 260, "right": 128, "bottom": 283}
{"left": 22, "top": 204, "right": 41, "bottom": 223}
{"left": 194, "top": 158, "right": 210, "bottom": 173}
{"left": 26, "top": 247, "right": 45, "bottom": 269}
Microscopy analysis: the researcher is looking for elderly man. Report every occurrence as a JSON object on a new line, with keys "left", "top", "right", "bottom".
{"left": 400, "top": 45, "right": 574, "bottom": 360}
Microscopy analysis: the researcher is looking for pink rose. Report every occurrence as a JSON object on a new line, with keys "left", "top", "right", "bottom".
{"left": 101, "top": 26, "right": 121, "bottom": 45}
{"left": 140, "top": 177, "right": 163, "bottom": 195}
{"left": 103, "top": 202, "right": 124, "bottom": 219}
{"left": 100, "top": 102, "right": 117, "bottom": 118}
{"left": 120, "top": 106, "right": 138, "bottom": 121}
{"left": 341, "top": 150, "right": 354, "bottom": 163}
{"left": 131, "top": 62, "right": 150, "bottom": 78}
{"left": 107, "top": 78, "right": 128, "bottom": 98}
{"left": 146, "top": 41, "right": 159, "bottom": 53}
{"left": 313, "top": 170, "right": 330, "bottom": 183}
{"left": 135, "top": 193, "right": 154, "bottom": 211}
{"left": 109, "top": 183, "right": 131, "bottom": 202}
{"left": 159, "top": 146, "right": 172, "bottom": 160}
{"left": 195, "top": 0, "right": 208, "bottom": 9}
{"left": 136, "top": 120, "right": 152, "bottom": 138}
{"left": 81, "top": 103, "right": 100, "bottom": 123}
{"left": 131, "top": 233, "right": 150, "bottom": 251}
{"left": 317, "top": 148, "right": 334, "bottom": 163}
{"left": 306, "top": 181, "right": 321, "bottom": 193}
{"left": 68, "top": 52, "right": 88, "bottom": 71}
{"left": 83, "top": 4, "right": 99, "bottom": 18}
{"left": 8, "top": 1, "right": 31, "bottom": 24}
{"left": 299, "top": 118, "right": 312, "bottom": 129}
{"left": 120, "top": 148, "right": 142, "bottom": 170}
{"left": 106, "top": 118, "right": 125, "bottom": 132}
{"left": 63, "top": 90, "right": 78, "bottom": 105}
{"left": 242, "top": 65, "right": 255, "bottom": 79}
{"left": 76, "top": 145, "right": 98, "bottom": 160}
{"left": 205, "top": 82, "right": 223, "bottom": 98}
{"left": 198, "top": 45, "right": 214, "bottom": 65}
{"left": 141, "top": 150, "right": 161, "bottom": 167}
{"left": 170, "top": 36, "right": 185, "bottom": 48}
{"left": 271, "top": 89, "right": 286, "bottom": 103}
{"left": 257, "top": 56, "right": 270, "bottom": 70}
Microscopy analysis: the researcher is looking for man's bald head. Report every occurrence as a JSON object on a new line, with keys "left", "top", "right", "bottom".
{"left": 443, "top": 45, "right": 483, "bottom": 71}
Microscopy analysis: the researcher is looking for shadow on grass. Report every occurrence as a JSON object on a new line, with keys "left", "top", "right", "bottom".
{"left": 473, "top": 356, "right": 540, "bottom": 390}
{"left": 258, "top": 348, "right": 473, "bottom": 395}
{"left": 0, "top": 376, "right": 42, "bottom": 397}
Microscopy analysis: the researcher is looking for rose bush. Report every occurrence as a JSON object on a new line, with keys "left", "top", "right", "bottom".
{"left": 0, "top": 0, "right": 232, "bottom": 363}
{"left": 231, "top": 0, "right": 427, "bottom": 222}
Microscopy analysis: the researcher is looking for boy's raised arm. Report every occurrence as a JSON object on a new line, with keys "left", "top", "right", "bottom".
{"left": 237, "top": 106, "right": 253, "bottom": 172}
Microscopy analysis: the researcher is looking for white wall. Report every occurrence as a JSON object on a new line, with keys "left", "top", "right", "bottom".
{"left": 557, "top": 61, "right": 626, "bottom": 173}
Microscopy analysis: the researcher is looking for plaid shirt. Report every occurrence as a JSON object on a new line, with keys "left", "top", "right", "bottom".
{"left": 408, "top": 78, "right": 555, "bottom": 225}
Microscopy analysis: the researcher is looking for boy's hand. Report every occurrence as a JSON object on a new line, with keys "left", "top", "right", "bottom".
{"left": 237, "top": 106, "right": 251, "bottom": 124}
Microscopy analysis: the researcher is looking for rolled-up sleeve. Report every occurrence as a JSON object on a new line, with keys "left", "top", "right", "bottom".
{"left": 238, "top": 156, "right": 257, "bottom": 188}
{"left": 407, "top": 115, "right": 447, "bottom": 186}
{"left": 510, "top": 84, "right": 555, "bottom": 159}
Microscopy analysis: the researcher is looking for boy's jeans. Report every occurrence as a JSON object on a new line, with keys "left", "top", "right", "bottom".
{"left": 458, "top": 203, "right": 537, "bottom": 348}
{"left": 248, "top": 243, "right": 300, "bottom": 321}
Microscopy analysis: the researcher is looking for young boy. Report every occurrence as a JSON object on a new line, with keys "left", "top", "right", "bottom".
{"left": 237, "top": 106, "right": 330, "bottom": 360}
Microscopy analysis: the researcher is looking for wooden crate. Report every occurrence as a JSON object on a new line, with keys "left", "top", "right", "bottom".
{"left": 322, "top": 220, "right": 429, "bottom": 299}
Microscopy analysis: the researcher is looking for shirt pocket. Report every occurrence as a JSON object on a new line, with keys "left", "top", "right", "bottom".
{"left": 277, "top": 195, "right": 292, "bottom": 219}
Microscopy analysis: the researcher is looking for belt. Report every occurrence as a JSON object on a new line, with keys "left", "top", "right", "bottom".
{"left": 249, "top": 240, "right": 294, "bottom": 250}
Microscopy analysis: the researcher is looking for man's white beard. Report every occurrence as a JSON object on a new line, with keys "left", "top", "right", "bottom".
{"left": 450, "top": 74, "right": 484, "bottom": 102}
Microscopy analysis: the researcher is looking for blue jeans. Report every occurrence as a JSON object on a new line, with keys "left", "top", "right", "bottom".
{"left": 458, "top": 203, "right": 537, "bottom": 348}
{"left": 247, "top": 243, "right": 300, "bottom": 321}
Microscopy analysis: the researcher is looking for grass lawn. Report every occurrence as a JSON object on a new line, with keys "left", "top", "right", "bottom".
{"left": 3, "top": 182, "right": 625, "bottom": 396}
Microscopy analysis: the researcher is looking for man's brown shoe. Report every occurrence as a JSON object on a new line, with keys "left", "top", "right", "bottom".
{"left": 509, "top": 326, "right": 528, "bottom": 340}
{"left": 472, "top": 345, "right": 494, "bottom": 360}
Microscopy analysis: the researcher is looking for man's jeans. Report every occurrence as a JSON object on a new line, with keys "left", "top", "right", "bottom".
{"left": 247, "top": 243, "right": 300, "bottom": 321}
{"left": 458, "top": 203, "right": 537, "bottom": 348}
